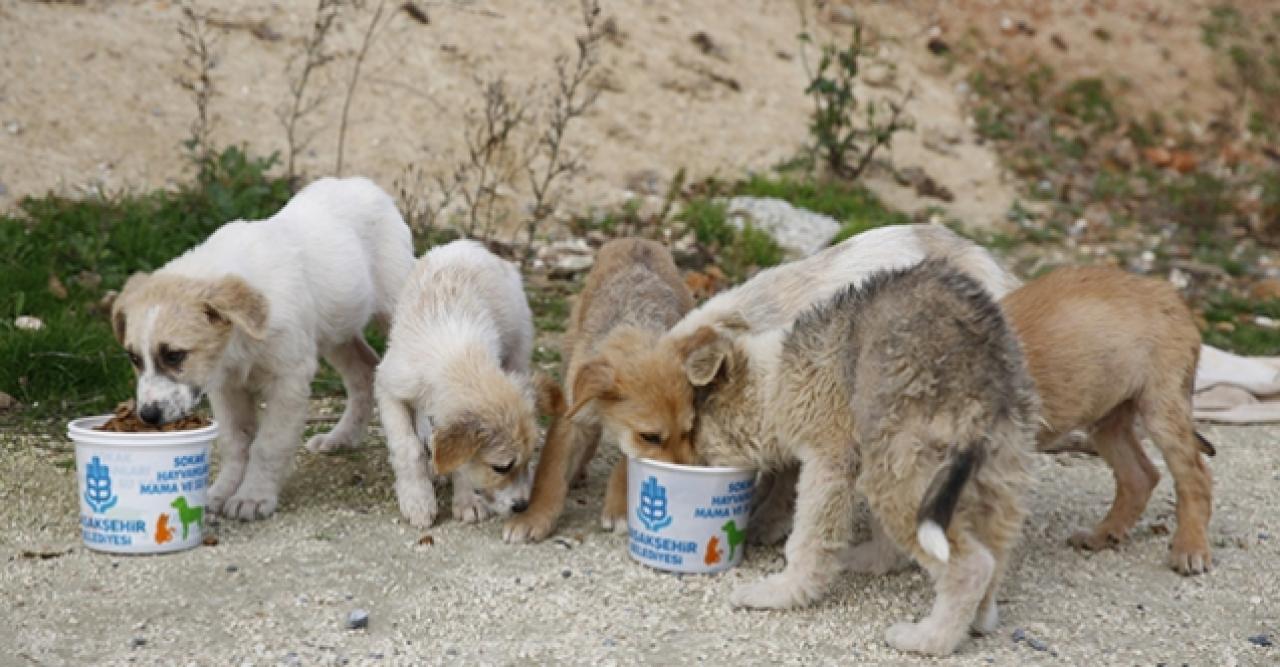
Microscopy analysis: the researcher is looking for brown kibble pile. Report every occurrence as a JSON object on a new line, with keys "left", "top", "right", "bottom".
{"left": 94, "top": 400, "right": 211, "bottom": 432}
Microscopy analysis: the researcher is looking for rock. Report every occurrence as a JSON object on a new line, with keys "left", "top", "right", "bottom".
{"left": 1011, "top": 628, "right": 1026, "bottom": 642}
{"left": 1248, "top": 634, "right": 1273, "bottom": 648}
{"left": 1170, "top": 151, "right": 1197, "bottom": 174}
{"left": 926, "top": 37, "right": 949, "bottom": 55}
{"left": 1050, "top": 34, "right": 1068, "bottom": 51}
{"left": 76, "top": 270, "right": 103, "bottom": 290}
{"left": 1251, "top": 278, "right": 1280, "bottom": 302}
{"left": 689, "top": 32, "right": 727, "bottom": 61}
{"left": 561, "top": 569, "right": 572, "bottom": 578}
{"left": 1143, "top": 147, "right": 1173, "bottom": 167}
{"left": 0, "top": 392, "right": 18, "bottom": 412}
{"left": 14, "top": 316, "right": 44, "bottom": 331}
{"left": 862, "top": 63, "right": 896, "bottom": 88}
{"left": 723, "top": 197, "right": 838, "bottom": 258}
{"left": 130, "top": 637, "right": 146, "bottom": 648}
{"left": 538, "top": 239, "right": 594, "bottom": 278}
{"left": 48, "top": 274, "right": 68, "bottom": 300}
{"left": 225, "top": 564, "right": 239, "bottom": 573}
{"left": 346, "top": 609, "right": 370, "bottom": 630}
{"left": 1255, "top": 315, "right": 1279, "bottom": 330}
{"left": 4, "top": 120, "right": 22, "bottom": 136}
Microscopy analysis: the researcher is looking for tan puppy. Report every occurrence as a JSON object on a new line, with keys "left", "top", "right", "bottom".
{"left": 1004, "top": 265, "right": 1216, "bottom": 574}
{"left": 503, "top": 239, "right": 694, "bottom": 542}
{"left": 677, "top": 260, "right": 1038, "bottom": 656}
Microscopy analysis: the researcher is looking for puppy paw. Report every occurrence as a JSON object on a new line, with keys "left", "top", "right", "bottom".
{"left": 305, "top": 430, "right": 356, "bottom": 454}
{"left": 453, "top": 495, "right": 494, "bottom": 523}
{"left": 842, "top": 539, "right": 910, "bottom": 575}
{"left": 503, "top": 511, "right": 556, "bottom": 543}
{"left": 748, "top": 513, "right": 792, "bottom": 546}
{"left": 971, "top": 601, "right": 999, "bottom": 635}
{"left": 600, "top": 509, "right": 628, "bottom": 534}
{"left": 885, "top": 620, "right": 957, "bottom": 656}
{"left": 206, "top": 473, "right": 241, "bottom": 515}
{"left": 396, "top": 487, "right": 438, "bottom": 528}
{"left": 1168, "top": 537, "right": 1212, "bottom": 576}
{"left": 1067, "top": 528, "right": 1123, "bottom": 552}
{"left": 729, "top": 574, "right": 813, "bottom": 610}
{"left": 221, "top": 491, "right": 279, "bottom": 521}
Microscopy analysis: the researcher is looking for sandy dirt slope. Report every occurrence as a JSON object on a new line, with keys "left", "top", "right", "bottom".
{"left": 1, "top": 420, "right": 1275, "bottom": 665}
{"left": 0, "top": 0, "right": 1025, "bottom": 231}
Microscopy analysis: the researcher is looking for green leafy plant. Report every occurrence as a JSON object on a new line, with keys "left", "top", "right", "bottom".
{"left": 799, "top": 19, "right": 912, "bottom": 179}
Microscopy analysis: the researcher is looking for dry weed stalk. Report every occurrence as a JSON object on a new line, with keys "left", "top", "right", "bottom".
{"left": 395, "top": 161, "right": 463, "bottom": 242}
{"left": 521, "top": 0, "right": 606, "bottom": 264}
{"left": 458, "top": 78, "right": 528, "bottom": 239}
{"left": 279, "top": 0, "right": 345, "bottom": 185}
{"left": 176, "top": 2, "right": 220, "bottom": 167}
{"left": 336, "top": 0, "right": 391, "bottom": 176}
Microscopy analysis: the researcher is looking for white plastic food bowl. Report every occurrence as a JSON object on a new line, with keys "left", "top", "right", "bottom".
{"left": 67, "top": 415, "right": 217, "bottom": 554}
{"left": 626, "top": 456, "right": 755, "bottom": 574}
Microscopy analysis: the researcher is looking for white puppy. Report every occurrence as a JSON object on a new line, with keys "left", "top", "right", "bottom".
{"left": 111, "top": 177, "right": 413, "bottom": 520}
{"left": 376, "top": 239, "right": 545, "bottom": 527}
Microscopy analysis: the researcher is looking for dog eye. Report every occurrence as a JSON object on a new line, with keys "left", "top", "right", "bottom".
{"left": 126, "top": 351, "right": 142, "bottom": 368}
{"left": 491, "top": 460, "right": 514, "bottom": 474}
{"left": 639, "top": 432, "right": 663, "bottom": 445}
{"left": 161, "top": 348, "right": 187, "bottom": 367}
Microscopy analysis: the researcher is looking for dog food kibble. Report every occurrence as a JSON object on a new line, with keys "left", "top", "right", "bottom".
{"left": 94, "top": 400, "right": 211, "bottom": 432}
{"left": 346, "top": 609, "right": 370, "bottom": 630}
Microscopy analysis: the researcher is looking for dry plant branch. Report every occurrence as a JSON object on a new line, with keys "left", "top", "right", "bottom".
{"left": 521, "top": 0, "right": 606, "bottom": 265}
{"left": 336, "top": 0, "right": 391, "bottom": 177}
{"left": 176, "top": 2, "right": 220, "bottom": 168}
{"left": 458, "top": 78, "right": 528, "bottom": 239}
{"left": 395, "top": 161, "right": 463, "bottom": 242}
{"left": 278, "top": 0, "right": 345, "bottom": 186}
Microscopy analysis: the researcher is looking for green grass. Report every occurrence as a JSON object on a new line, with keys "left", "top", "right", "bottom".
{"left": 676, "top": 193, "right": 785, "bottom": 280}
{"left": 1201, "top": 292, "right": 1280, "bottom": 355}
{"left": 0, "top": 147, "right": 293, "bottom": 416}
{"left": 734, "top": 174, "right": 910, "bottom": 244}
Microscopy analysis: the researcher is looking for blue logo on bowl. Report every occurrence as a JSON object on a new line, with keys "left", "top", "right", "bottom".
{"left": 84, "top": 455, "right": 119, "bottom": 514}
{"left": 637, "top": 475, "right": 673, "bottom": 532}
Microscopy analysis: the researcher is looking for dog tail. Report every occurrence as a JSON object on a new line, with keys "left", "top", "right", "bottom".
{"left": 1194, "top": 431, "right": 1217, "bottom": 457}
{"left": 916, "top": 441, "right": 986, "bottom": 563}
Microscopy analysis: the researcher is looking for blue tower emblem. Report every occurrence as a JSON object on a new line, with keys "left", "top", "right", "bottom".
{"left": 84, "top": 456, "right": 119, "bottom": 514}
{"left": 637, "top": 475, "right": 673, "bottom": 532}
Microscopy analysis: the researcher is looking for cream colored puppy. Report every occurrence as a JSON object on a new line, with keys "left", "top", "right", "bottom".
{"left": 377, "top": 239, "right": 543, "bottom": 527}
{"left": 111, "top": 177, "right": 413, "bottom": 520}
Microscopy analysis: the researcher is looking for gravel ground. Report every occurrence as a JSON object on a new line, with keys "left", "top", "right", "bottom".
{"left": 1, "top": 418, "right": 1277, "bottom": 666}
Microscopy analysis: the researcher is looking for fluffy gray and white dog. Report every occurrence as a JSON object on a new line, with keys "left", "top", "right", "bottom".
{"left": 672, "top": 259, "right": 1040, "bottom": 656}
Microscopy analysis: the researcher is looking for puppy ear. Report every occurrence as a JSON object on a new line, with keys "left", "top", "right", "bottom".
{"left": 204, "top": 276, "right": 269, "bottom": 340}
{"left": 431, "top": 414, "right": 486, "bottom": 476}
{"left": 533, "top": 372, "right": 566, "bottom": 417}
{"left": 111, "top": 272, "right": 150, "bottom": 344}
{"left": 681, "top": 327, "right": 732, "bottom": 387}
{"left": 566, "top": 359, "right": 618, "bottom": 419}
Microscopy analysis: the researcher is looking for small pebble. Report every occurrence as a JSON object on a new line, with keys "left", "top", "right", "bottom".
{"left": 225, "top": 564, "right": 239, "bottom": 573}
{"left": 130, "top": 637, "right": 146, "bottom": 648}
{"left": 1027, "top": 637, "right": 1050, "bottom": 652}
{"left": 202, "top": 535, "right": 219, "bottom": 547}
{"left": 417, "top": 534, "right": 435, "bottom": 546}
{"left": 1011, "top": 628, "right": 1026, "bottom": 642}
{"left": 1259, "top": 532, "right": 1271, "bottom": 541}
{"left": 561, "top": 569, "right": 572, "bottom": 578}
{"left": 1249, "top": 634, "right": 1274, "bottom": 648}
{"left": 346, "top": 608, "right": 370, "bottom": 630}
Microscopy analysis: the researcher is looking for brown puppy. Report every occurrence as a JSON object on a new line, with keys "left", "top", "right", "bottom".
{"left": 502, "top": 239, "right": 694, "bottom": 542}
{"left": 1003, "top": 265, "right": 1215, "bottom": 575}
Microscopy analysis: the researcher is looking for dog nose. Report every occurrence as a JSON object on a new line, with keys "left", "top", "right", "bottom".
{"left": 511, "top": 499, "right": 529, "bottom": 514}
{"left": 139, "top": 403, "right": 163, "bottom": 425}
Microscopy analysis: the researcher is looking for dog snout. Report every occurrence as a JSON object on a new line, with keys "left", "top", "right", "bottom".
{"left": 511, "top": 498, "right": 529, "bottom": 513}
{"left": 139, "top": 403, "right": 164, "bottom": 425}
